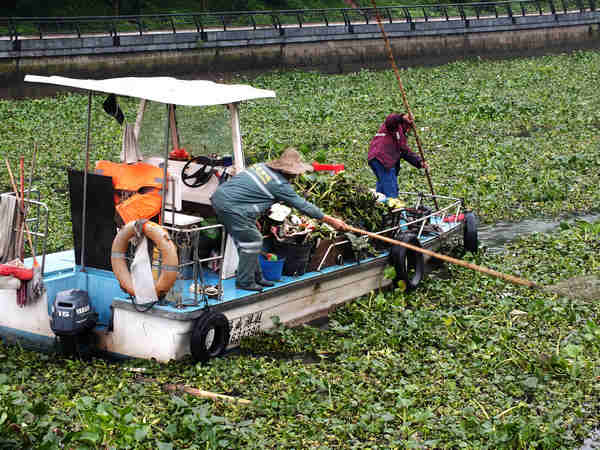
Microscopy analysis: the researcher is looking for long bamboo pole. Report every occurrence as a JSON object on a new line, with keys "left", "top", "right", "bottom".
{"left": 346, "top": 224, "right": 539, "bottom": 289}
{"left": 369, "top": 0, "right": 438, "bottom": 210}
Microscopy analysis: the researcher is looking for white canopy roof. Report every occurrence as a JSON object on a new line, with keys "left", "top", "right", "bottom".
{"left": 24, "top": 75, "right": 276, "bottom": 106}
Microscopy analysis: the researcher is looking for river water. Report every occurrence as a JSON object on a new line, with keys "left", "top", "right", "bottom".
{"left": 478, "top": 212, "right": 600, "bottom": 254}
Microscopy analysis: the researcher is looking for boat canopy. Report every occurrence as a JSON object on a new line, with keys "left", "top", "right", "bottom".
{"left": 24, "top": 75, "right": 276, "bottom": 106}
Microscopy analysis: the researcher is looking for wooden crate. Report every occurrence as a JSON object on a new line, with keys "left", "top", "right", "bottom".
{"left": 307, "top": 237, "right": 355, "bottom": 272}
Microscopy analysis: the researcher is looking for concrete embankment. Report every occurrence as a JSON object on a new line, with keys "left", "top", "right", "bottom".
{"left": 1, "top": 10, "right": 599, "bottom": 98}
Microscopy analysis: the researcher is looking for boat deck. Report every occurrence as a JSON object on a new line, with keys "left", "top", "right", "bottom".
{"left": 36, "top": 248, "right": 388, "bottom": 324}
{"left": 34, "top": 215, "right": 461, "bottom": 328}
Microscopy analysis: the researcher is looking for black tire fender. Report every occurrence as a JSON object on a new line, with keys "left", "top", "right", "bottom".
{"left": 389, "top": 234, "right": 425, "bottom": 290}
{"left": 190, "top": 311, "right": 230, "bottom": 363}
{"left": 463, "top": 211, "right": 479, "bottom": 253}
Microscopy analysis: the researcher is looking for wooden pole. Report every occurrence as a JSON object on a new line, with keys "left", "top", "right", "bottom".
{"left": 169, "top": 104, "right": 179, "bottom": 150}
{"left": 164, "top": 384, "right": 251, "bottom": 405}
{"left": 134, "top": 375, "right": 251, "bottom": 405}
{"left": 369, "top": 0, "right": 438, "bottom": 210}
{"left": 346, "top": 224, "right": 539, "bottom": 289}
{"left": 19, "top": 156, "right": 25, "bottom": 260}
{"left": 25, "top": 144, "right": 39, "bottom": 266}
{"left": 5, "top": 160, "right": 37, "bottom": 263}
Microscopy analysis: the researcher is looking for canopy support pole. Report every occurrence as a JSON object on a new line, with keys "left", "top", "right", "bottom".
{"left": 221, "top": 103, "right": 243, "bottom": 279}
{"left": 229, "top": 102, "right": 244, "bottom": 173}
{"left": 80, "top": 90, "right": 93, "bottom": 285}
{"left": 161, "top": 103, "right": 171, "bottom": 227}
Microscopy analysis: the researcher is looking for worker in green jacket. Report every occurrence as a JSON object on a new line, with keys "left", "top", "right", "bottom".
{"left": 211, "top": 148, "right": 348, "bottom": 292}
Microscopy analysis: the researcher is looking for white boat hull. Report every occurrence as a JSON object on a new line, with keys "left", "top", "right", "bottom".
{"left": 0, "top": 288, "right": 55, "bottom": 345}
{"left": 0, "top": 257, "right": 391, "bottom": 362}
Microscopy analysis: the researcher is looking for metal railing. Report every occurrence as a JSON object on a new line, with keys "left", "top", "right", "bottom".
{"left": 1, "top": 0, "right": 596, "bottom": 42}
{"left": 313, "top": 191, "right": 464, "bottom": 272}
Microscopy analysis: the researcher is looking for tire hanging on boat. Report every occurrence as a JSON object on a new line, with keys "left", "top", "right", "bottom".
{"left": 111, "top": 219, "right": 178, "bottom": 298}
{"left": 390, "top": 233, "right": 425, "bottom": 290}
{"left": 463, "top": 211, "right": 479, "bottom": 253}
{"left": 190, "top": 311, "right": 230, "bottom": 363}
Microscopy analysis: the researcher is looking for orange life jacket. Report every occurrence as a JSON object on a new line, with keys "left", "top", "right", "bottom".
{"left": 95, "top": 161, "right": 166, "bottom": 224}
{"left": 116, "top": 189, "right": 163, "bottom": 224}
{"left": 95, "top": 160, "right": 165, "bottom": 192}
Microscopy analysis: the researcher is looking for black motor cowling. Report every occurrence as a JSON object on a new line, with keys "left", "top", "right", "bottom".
{"left": 50, "top": 289, "right": 98, "bottom": 336}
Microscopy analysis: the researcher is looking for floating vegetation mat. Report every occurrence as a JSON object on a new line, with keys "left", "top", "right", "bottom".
{"left": 3, "top": 51, "right": 600, "bottom": 252}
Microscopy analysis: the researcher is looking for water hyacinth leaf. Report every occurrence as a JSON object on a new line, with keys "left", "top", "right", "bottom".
{"left": 71, "top": 430, "right": 101, "bottom": 444}
{"left": 522, "top": 377, "right": 538, "bottom": 389}
{"left": 384, "top": 265, "right": 396, "bottom": 280}
{"left": 134, "top": 426, "right": 149, "bottom": 441}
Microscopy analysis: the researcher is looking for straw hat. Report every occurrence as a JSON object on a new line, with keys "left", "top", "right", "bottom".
{"left": 266, "top": 148, "right": 314, "bottom": 175}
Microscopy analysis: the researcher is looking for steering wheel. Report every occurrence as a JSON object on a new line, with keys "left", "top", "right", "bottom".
{"left": 181, "top": 156, "right": 216, "bottom": 188}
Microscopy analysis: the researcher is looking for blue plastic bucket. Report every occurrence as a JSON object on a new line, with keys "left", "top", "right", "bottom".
{"left": 259, "top": 254, "right": 285, "bottom": 281}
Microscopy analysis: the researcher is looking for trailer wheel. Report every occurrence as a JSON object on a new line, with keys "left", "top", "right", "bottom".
{"left": 390, "top": 234, "right": 425, "bottom": 290}
{"left": 463, "top": 211, "right": 479, "bottom": 253}
{"left": 190, "top": 311, "right": 230, "bottom": 363}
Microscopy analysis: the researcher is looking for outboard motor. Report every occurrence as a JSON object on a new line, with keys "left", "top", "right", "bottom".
{"left": 50, "top": 289, "right": 97, "bottom": 337}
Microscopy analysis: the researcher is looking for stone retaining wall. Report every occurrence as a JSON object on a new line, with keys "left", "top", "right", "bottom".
{"left": 1, "top": 11, "right": 598, "bottom": 98}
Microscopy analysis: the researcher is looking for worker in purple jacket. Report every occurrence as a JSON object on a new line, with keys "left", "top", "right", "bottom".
{"left": 367, "top": 113, "right": 428, "bottom": 199}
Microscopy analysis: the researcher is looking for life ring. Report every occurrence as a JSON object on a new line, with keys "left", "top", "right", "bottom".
{"left": 389, "top": 234, "right": 425, "bottom": 290}
{"left": 463, "top": 211, "right": 479, "bottom": 253}
{"left": 190, "top": 311, "right": 230, "bottom": 363}
{"left": 111, "top": 219, "right": 179, "bottom": 299}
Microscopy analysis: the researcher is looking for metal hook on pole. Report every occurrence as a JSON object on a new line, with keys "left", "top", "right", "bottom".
{"left": 370, "top": 0, "right": 438, "bottom": 210}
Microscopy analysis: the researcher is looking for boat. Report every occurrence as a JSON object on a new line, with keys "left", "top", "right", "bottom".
{"left": 0, "top": 75, "right": 477, "bottom": 363}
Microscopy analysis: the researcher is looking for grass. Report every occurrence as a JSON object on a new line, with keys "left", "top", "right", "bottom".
{"left": 1, "top": 50, "right": 600, "bottom": 448}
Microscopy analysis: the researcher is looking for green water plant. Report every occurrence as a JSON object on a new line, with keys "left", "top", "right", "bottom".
{"left": 2, "top": 51, "right": 600, "bottom": 253}
{"left": 1, "top": 218, "right": 599, "bottom": 448}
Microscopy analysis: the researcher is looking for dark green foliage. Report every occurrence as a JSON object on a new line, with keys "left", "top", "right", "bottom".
{"left": 294, "top": 171, "right": 388, "bottom": 231}
{"left": 1, "top": 0, "right": 355, "bottom": 17}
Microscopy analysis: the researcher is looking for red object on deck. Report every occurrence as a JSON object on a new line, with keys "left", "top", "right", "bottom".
{"left": 312, "top": 162, "right": 345, "bottom": 174}
{"left": 0, "top": 264, "right": 33, "bottom": 281}
{"left": 443, "top": 213, "right": 465, "bottom": 223}
{"left": 169, "top": 148, "right": 190, "bottom": 160}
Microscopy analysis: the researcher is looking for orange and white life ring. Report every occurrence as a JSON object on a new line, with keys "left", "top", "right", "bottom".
{"left": 111, "top": 220, "right": 179, "bottom": 298}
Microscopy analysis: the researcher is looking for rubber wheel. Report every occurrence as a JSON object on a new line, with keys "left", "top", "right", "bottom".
{"left": 389, "top": 234, "right": 425, "bottom": 290}
{"left": 190, "top": 311, "right": 230, "bottom": 363}
{"left": 463, "top": 211, "right": 479, "bottom": 253}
